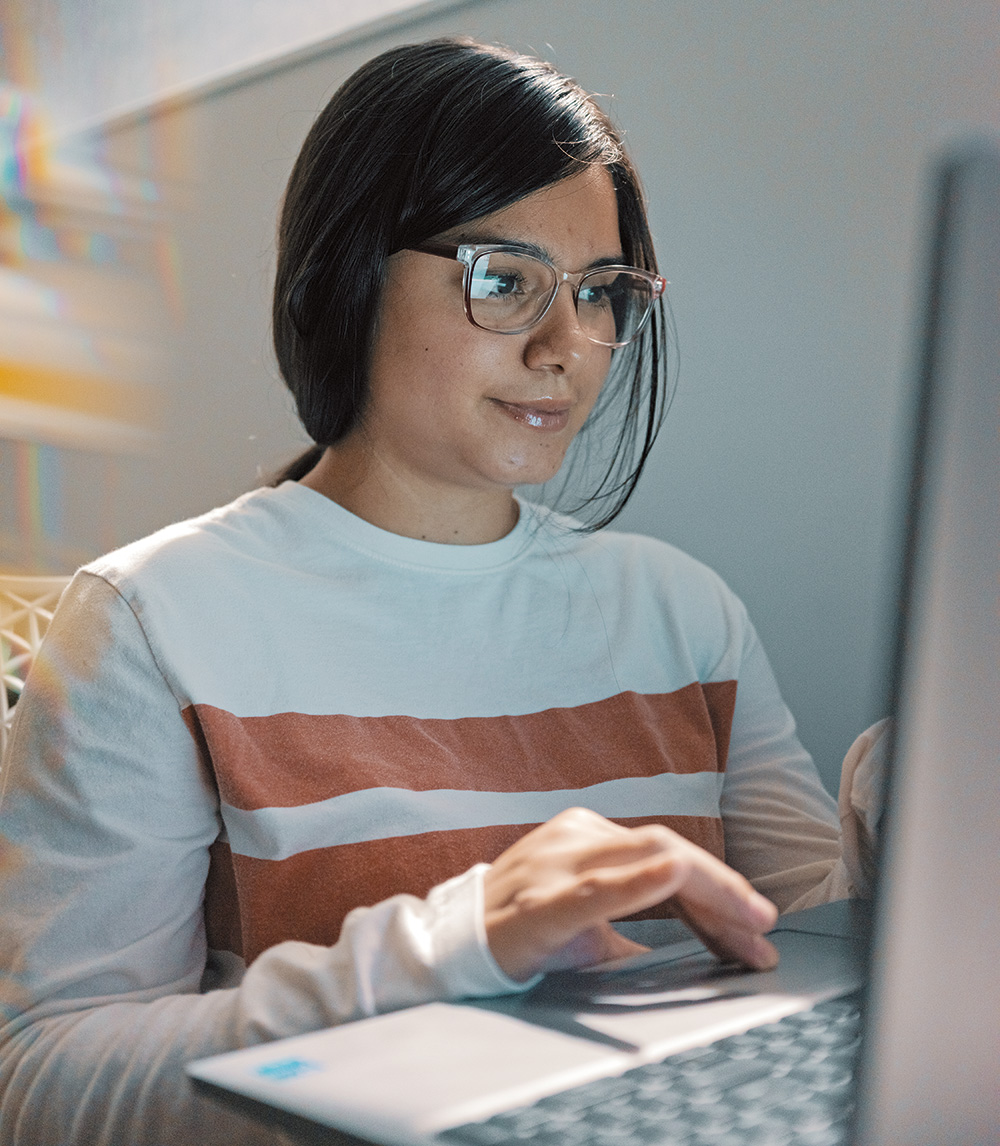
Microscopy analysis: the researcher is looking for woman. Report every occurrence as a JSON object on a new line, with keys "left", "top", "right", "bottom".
{"left": 0, "top": 38, "right": 872, "bottom": 1146}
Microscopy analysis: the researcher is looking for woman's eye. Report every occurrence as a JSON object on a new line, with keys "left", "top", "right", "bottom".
{"left": 470, "top": 253, "right": 542, "bottom": 304}
{"left": 578, "top": 283, "right": 612, "bottom": 308}
{"left": 481, "top": 272, "right": 523, "bottom": 299}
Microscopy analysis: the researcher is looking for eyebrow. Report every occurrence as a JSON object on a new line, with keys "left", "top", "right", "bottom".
{"left": 456, "top": 232, "right": 628, "bottom": 270}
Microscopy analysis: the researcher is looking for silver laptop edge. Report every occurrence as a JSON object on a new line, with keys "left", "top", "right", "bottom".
{"left": 851, "top": 136, "right": 1000, "bottom": 1146}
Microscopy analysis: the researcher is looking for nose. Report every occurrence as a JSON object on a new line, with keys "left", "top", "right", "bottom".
{"left": 522, "top": 280, "right": 592, "bottom": 374}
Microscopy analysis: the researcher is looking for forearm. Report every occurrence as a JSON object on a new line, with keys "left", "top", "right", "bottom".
{"left": 0, "top": 866, "right": 522, "bottom": 1146}
{"left": 719, "top": 619, "right": 847, "bottom": 913}
{"left": 742, "top": 720, "right": 891, "bottom": 911}
{"left": 0, "top": 993, "right": 280, "bottom": 1146}
{"left": 756, "top": 856, "right": 853, "bottom": 913}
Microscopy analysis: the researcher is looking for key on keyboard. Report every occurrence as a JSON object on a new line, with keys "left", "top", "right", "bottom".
{"left": 438, "top": 995, "right": 862, "bottom": 1146}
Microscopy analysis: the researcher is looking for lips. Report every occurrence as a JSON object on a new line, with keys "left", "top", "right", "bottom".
{"left": 491, "top": 398, "right": 571, "bottom": 432}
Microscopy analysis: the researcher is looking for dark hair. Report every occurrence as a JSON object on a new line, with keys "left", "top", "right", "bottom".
{"left": 272, "top": 37, "right": 673, "bottom": 529}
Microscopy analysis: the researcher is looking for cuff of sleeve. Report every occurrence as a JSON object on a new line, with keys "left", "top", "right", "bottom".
{"left": 428, "top": 863, "right": 543, "bottom": 998}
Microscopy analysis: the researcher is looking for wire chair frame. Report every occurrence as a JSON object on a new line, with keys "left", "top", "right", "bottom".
{"left": 1, "top": 575, "right": 71, "bottom": 758}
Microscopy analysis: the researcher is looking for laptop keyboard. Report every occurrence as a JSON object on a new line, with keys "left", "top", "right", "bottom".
{"left": 439, "top": 995, "right": 862, "bottom": 1146}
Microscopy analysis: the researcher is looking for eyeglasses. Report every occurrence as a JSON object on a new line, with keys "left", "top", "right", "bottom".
{"left": 405, "top": 242, "right": 666, "bottom": 348}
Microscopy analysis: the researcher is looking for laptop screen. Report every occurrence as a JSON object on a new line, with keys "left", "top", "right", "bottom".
{"left": 852, "top": 137, "right": 1000, "bottom": 1146}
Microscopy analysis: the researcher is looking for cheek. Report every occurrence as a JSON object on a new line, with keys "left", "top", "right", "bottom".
{"left": 378, "top": 337, "right": 488, "bottom": 434}
{"left": 415, "top": 336, "right": 511, "bottom": 403}
{"left": 580, "top": 353, "right": 614, "bottom": 410}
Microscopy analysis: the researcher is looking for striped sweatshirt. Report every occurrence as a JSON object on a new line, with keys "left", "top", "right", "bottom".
{"left": 0, "top": 482, "right": 850, "bottom": 1145}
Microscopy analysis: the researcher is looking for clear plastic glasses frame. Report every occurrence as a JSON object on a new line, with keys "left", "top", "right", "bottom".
{"left": 407, "top": 242, "right": 666, "bottom": 348}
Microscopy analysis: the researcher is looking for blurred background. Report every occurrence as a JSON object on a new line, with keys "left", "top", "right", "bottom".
{"left": 1, "top": 0, "right": 998, "bottom": 791}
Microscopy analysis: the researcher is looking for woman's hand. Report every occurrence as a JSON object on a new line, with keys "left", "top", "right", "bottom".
{"left": 483, "top": 807, "right": 779, "bottom": 982}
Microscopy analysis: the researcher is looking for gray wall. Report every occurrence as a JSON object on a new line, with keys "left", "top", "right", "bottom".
{"left": 12, "top": 0, "right": 437, "bottom": 129}
{"left": 94, "top": 0, "right": 1000, "bottom": 791}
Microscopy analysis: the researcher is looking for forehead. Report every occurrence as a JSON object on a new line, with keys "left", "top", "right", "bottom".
{"left": 447, "top": 167, "right": 622, "bottom": 266}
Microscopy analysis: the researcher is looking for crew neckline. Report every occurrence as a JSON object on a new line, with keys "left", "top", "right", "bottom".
{"left": 267, "top": 480, "right": 547, "bottom": 572}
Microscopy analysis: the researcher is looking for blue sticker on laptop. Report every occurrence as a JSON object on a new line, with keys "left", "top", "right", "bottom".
{"left": 256, "top": 1057, "right": 323, "bottom": 1081}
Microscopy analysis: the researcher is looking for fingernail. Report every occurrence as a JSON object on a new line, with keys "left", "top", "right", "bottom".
{"left": 752, "top": 892, "right": 778, "bottom": 923}
{"left": 754, "top": 937, "right": 780, "bottom": 970}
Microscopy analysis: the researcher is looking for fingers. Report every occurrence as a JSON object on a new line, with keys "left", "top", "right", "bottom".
{"left": 514, "top": 847, "right": 694, "bottom": 929}
{"left": 483, "top": 808, "right": 780, "bottom": 981}
{"left": 663, "top": 849, "right": 779, "bottom": 970}
{"left": 559, "top": 841, "right": 779, "bottom": 971}
{"left": 486, "top": 844, "right": 694, "bottom": 981}
{"left": 540, "top": 925, "right": 650, "bottom": 973}
{"left": 484, "top": 811, "right": 692, "bottom": 980}
{"left": 674, "top": 901, "right": 780, "bottom": 971}
{"left": 503, "top": 808, "right": 679, "bottom": 873}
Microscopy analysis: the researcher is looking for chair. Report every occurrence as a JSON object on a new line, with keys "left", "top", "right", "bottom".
{"left": 1, "top": 575, "right": 72, "bottom": 758}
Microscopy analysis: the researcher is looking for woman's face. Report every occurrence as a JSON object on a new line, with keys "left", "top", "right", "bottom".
{"left": 359, "top": 167, "right": 622, "bottom": 516}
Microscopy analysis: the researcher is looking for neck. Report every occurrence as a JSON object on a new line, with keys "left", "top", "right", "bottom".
{"left": 298, "top": 446, "right": 520, "bottom": 545}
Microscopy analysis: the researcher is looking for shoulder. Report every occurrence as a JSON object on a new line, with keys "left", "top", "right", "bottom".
{"left": 600, "top": 528, "right": 748, "bottom": 644}
{"left": 524, "top": 510, "right": 752, "bottom": 680}
{"left": 594, "top": 526, "right": 731, "bottom": 588}
{"left": 532, "top": 508, "right": 744, "bottom": 616}
{"left": 62, "top": 485, "right": 322, "bottom": 705}
{"left": 74, "top": 485, "right": 317, "bottom": 666}
{"left": 88, "top": 483, "right": 280, "bottom": 573}
{"left": 87, "top": 486, "right": 292, "bottom": 588}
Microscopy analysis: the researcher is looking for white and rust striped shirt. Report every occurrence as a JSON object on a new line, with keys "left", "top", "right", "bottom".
{"left": 0, "top": 482, "right": 849, "bottom": 1145}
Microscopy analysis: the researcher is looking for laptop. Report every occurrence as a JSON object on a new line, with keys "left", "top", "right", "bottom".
{"left": 187, "top": 137, "right": 1000, "bottom": 1146}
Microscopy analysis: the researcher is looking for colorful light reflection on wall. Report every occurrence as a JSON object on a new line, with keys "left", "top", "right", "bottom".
{"left": 0, "top": 87, "right": 169, "bottom": 572}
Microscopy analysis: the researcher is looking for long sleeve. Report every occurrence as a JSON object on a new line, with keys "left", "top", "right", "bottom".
{"left": 836, "top": 718, "right": 890, "bottom": 899}
{"left": 0, "top": 574, "right": 523, "bottom": 1146}
{"left": 719, "top": 613, "right": 854, "bottom": 912}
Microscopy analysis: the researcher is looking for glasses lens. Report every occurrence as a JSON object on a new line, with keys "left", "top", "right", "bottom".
{"left": 467, "top": 250, "right": 555, "bottom": 332}
{"left": 576, "top": 270, "right": 655, "bottom": 347}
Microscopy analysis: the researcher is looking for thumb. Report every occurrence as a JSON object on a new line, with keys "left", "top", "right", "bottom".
{"left": 537, "top": 923, "right": 650, "bottom": 973}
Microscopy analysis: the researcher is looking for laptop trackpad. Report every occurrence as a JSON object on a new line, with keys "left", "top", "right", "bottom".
{"left": 481, "top": 925, "right": 863, "bottom": 1055}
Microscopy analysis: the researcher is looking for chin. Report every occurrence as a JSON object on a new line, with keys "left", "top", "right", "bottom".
{"left": 494, "top": 447, "right": 571, "bottom": 487}
{"left": 496, "top": 461, "right": 566, "bottom": 489}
